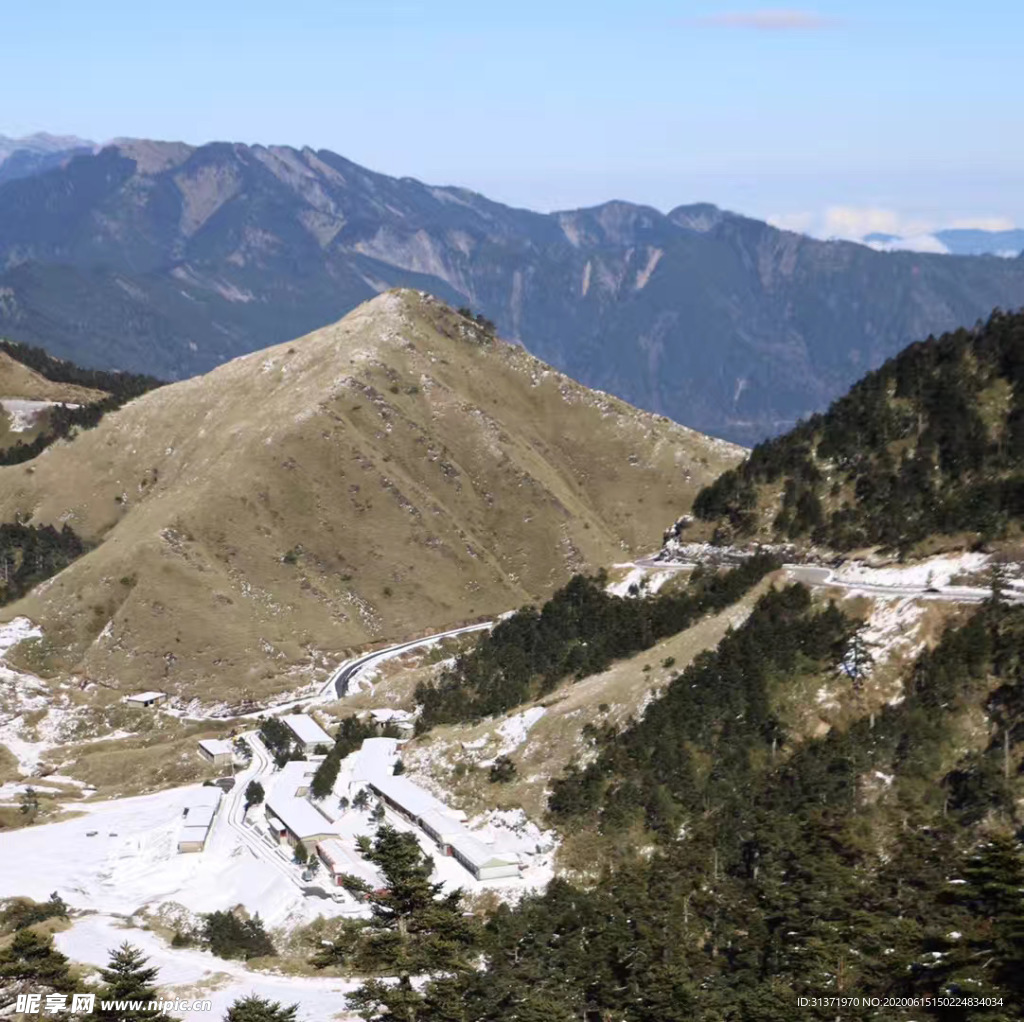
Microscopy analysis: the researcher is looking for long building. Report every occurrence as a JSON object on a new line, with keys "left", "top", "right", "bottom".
{"left": 264, "top": 760, "right": 335, "bottom": 848}
{"left": 178, "top": 786, "right": 222, "bottom": 853}
{"left": 353, "top": 738, "right": 520, "bottom": 881}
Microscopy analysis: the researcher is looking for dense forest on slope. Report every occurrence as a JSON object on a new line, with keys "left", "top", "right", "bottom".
{"left": 548, "top": 583, "right": 851, "bottom": 833}
{"left": 397, "top": 590, "right": 1024, "bottom": 1020}
{"left": 414, "top": 555, "right": 778, "bottom": 728}
{"left": 692, "top": 309, "right": 1024, "bottom": 550}
{"left": 0, "top": 338, "right": 163, "bottom": 466}
{"left": 0, "top": 522, "right": 85, "bottom": 606}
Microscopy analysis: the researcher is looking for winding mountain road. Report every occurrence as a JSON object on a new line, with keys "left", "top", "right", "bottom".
{"left": 322, "top": 621, "right": 494, "bottom": 699}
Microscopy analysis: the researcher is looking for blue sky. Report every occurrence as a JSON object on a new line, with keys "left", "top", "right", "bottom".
{"left": 3, "top": 1, "right": 1021, "bottom": 237}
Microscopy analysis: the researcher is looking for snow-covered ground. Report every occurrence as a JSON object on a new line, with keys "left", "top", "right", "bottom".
{"left": 0, "top": 399, "right": 79, "bottom": 432}
{"left": 0, "top": 784, "right": 325, "bottom": 926}
{"left": 831, "top": 552, "right": 991, "bottom": 590}
{"left": 55, "top": 915, "right": 359, "bottom": 1022}
{"left": 607, "top": 565, "right": 678, "bottom": 598}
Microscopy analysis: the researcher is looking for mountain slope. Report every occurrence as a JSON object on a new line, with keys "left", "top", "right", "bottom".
{"left": 2, "top": 140, "right": 1024, "bottom": 442}
{"left": 0, "top": 291, "right": 741, "bottom": 704}
{"left": 689, "top": 309, "right": 1024, "bottom": 552}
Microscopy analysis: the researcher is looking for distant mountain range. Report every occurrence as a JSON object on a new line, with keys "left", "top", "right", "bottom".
{"left": 0, "top": 132, "right": 96, "bottom": 186}
{"left": 1, "top": 137, "right": 1023, "bottom": 443}
{"left": 866, "top": 228, "right": 1024, "bottom": 257}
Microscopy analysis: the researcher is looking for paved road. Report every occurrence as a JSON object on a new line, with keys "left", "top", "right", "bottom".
{"left": 324, "top": 621, "right": 494, "bottom": 699}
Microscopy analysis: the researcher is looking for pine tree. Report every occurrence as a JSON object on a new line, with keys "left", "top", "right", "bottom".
{"left": 223, "top": 994, "right": 298, "bottom": 1021}
{"left": 245, "top": 780, "right": 264, "bottom": 807}
{"left": 0, "top": 928, "right": 75, "bottom": 1006}
{"left": 346, "top": 826, "right": 477, "bottom": 1020}
{"left": 88, "top": 942, "right": 173, "bottom": 1021}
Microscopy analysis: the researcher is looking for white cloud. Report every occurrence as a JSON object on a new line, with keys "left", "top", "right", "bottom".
{"left": 866, "top": 234, "right": 951, "bottom": 255}
{"left": 700, "top": 9, "right": 837, "bottom": 30}
{"left": 768, "top": 206, "right": 1017, "bottom": 253}
{"left": 946, "top": 216, "right": 1016, "bottom": 232}
{"left": 821, "top": 206, "right": 936, "bottom": 240}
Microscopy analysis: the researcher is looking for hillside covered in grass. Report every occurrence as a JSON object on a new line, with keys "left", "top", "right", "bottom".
{"left": 0, "top": 291, "right": 741, "bottom": 703}
{"left": 692, "top": 309, "right": 1024, "bottom": 551}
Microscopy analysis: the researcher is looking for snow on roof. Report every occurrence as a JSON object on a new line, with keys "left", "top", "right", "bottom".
{"left": 281, "top": 714, "right": 333, "bottom": 746}
{"left": 198, "top": 739, "right": 234, "bottom": 757}
{"left": 276, "top": 759, "right": 318, "bottom": 790}
{"left": 183, "top": 805, "right": 216, "bottom": 829}
{"left": 179, "top": 825, "right": 211, "bottom": 844}
{"left": 369, "top": 708, "right": 413, "bottom": 722}
{"left": 316, "top": 838, "right": 380, "bottom": 884}
{"left": 371, "top": 774, "right": 445, "bottom": 818}
{"left": 186, "top": 787, "right": 222, "bottom": 810}
{"left": 449, "top": 832, "right": 519, "bottom": 869}
{"left": 265, "top": 795, "right": 335, "bottom": 841}
{"left": 418, "top": 808, "right": 465, "bottom": 839}
{"left": 126, "top": 691, "right": 166, "bottom": 702}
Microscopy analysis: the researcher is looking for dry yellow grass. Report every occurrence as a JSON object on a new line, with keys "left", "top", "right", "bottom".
{"left": 0, "top": 291, "right": 743, "bottom": 707}
{"left": 0, "top": 351, "right": 108, "bottom": 404}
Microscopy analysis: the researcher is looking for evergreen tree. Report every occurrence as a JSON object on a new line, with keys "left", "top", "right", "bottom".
{"left": 244, "top": 780, "right": 264, "bottom": 808}
{"left": 0, "top": 929, "right": 75, "bottom": 1011}
{"left": 88, "top": 942, "right": 173, "bottom": 1022}
{"left": 346, "top": 826, "right": 477, "bottom": 1020}
{"left": 223, "top": 994, "right": 298, "bottom": 1021}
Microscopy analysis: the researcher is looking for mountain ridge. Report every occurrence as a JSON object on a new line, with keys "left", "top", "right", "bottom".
{"left": 2, "top": 138, "right": 1024, "bottom": 442}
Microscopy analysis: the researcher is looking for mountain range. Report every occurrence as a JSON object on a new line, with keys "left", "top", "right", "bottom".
{"left": 0, "top": 132, "right": 95, "bottom": 187}
{"left": 2, "top": 138, "right": 1024, "bottom": 443}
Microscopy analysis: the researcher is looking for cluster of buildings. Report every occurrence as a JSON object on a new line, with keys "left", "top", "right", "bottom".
{"left": 352, "top": 738, "right": 521, "bottom": 881}
{"left": 178, "top": 709, "right": 523, "bottom": 888}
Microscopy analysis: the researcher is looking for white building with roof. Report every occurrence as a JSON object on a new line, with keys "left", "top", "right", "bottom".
{"left": 281, "top": 713, "right": 334, "bottom": 754}
{"left": 352, "top": 738, "right": 520, "bottom": 881}
{"left": 316, "top": 838, "right": 382, "bottom": 892}
{"left": 264, "top": 759, "right": 335, "bottom": 848}
{"left": 197, "top": 738, "right": 234, "bottom": 769}
{"left": 177, "top": 786, "right": 222, "bottom": 853}
{"left": 368, "top": 708, "right": 415, "bottom": 735}
{"left": 125, "top": 691, "right": 167, "bottom": 708}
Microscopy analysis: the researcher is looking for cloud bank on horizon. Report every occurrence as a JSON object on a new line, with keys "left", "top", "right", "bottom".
{"left": 768, "top": 207, "right": 1020, "bottom": 255}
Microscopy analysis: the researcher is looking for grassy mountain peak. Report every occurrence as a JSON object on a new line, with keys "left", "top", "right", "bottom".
{"left": 0, "top": 291, "right": 741, "bottom": 704}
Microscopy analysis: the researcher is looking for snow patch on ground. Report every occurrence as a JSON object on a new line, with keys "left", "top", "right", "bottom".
{"left": 833, "top": 552, "right": 990, "bottom": 589}
{"left": 0, "top": 399, "right": 79, "bottom": 432}
{"left": 480, "top": 707, "right": 546, "bottom": 765}
{"left": 607, "top": 566, "right": 678, "bottom": 598}
{"left": 55, "top": 915, "right": 361, "bottom": 1022}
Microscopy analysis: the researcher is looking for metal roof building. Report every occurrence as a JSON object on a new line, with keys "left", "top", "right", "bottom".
{"left": 281, "top": 713, "right": 334, "bottom": 753}
{"left": 177, "top": 786, "right": 222, "bottom": 853}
